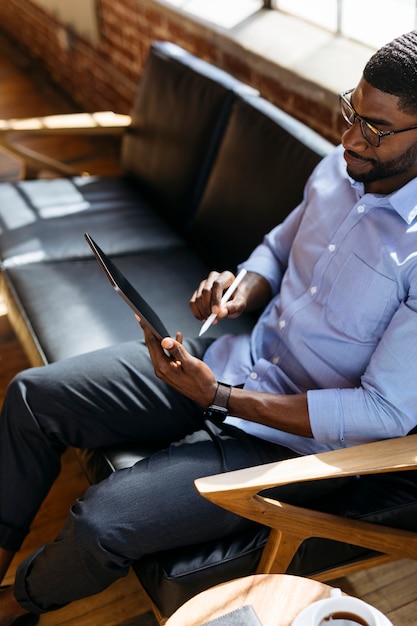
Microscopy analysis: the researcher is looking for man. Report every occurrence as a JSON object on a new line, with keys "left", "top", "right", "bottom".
{"left": 1, "top": 30, "right": 417, "bottom": 626}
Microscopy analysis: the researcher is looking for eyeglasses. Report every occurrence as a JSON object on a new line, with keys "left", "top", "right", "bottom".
{"left": 339, "top": 88, "right": 417, "bottom": 148}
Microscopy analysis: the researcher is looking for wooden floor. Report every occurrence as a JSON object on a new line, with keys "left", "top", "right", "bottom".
{"left": 0, "top": 28, "right": 416, "bottom": 626}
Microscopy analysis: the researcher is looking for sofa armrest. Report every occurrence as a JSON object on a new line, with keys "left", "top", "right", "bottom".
{"left": 195, "top": 435, "right": 417, "bottom": 572}
{"left": 0, "top": 111, "right": 131, "bottom": 179}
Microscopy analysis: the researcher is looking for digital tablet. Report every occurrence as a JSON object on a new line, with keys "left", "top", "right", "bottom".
{"left": 84, "top": 232, "right": 170, "bottom": 341}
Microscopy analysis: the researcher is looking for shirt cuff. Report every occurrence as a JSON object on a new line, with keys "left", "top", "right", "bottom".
{"left": 307, "top": 388, "right": 345, "bottom": 445}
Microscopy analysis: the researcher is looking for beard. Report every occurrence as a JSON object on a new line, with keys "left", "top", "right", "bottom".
{"left": 347, "top": 140, "right": 417, "bottom": 184}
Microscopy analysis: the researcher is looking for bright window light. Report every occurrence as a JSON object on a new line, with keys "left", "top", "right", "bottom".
{"left": 341, "top": 0, "right": 416, "bottom": 49}
{"left": 163, "top": 0, "right": 263, "bottom": 29}
{"left": 165, "top": 0, "right": 417, "bottom": 50}
{"left": 276, "top": 0, "right": 416, "bottom": 48}
{"left": 276, "top": 0, "right": 337, "bottom": 33}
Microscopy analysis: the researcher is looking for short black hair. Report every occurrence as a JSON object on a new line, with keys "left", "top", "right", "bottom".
{"left": 363, "top": 30, "right": 417, "bottom": 115}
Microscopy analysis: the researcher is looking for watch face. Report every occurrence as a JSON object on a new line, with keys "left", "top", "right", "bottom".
{"left": 204, "top": 383, "right": 231, "bottom": 423}
{"left": 204, "top": 405, "right": 228, "bottom": 422}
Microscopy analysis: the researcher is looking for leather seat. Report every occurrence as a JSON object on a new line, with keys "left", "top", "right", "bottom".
{"left": 79, "top": 445, "right": 417, "bottom": 618}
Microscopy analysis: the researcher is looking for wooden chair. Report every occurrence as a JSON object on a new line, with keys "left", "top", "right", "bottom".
{"left": 195, "top": 434, "right": 417, "bottom": 582}
{"left": 0, "top": 110, "right": 131, "bottom": 179}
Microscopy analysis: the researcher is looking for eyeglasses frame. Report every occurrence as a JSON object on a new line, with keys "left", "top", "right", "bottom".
{"left": 339, "top": 88, "right": 417, "bottom": 148}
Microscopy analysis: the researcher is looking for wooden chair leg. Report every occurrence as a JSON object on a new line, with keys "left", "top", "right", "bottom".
{"left": 256, "top": 529, "right": 303, "bottom": 574}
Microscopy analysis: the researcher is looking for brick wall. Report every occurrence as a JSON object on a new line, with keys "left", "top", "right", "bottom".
{"left": 0, "top": 0, "right": 343, "bottom": 142}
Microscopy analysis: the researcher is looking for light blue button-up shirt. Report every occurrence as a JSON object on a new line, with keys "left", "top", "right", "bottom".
{"left": 203, "top": 144, "right": 417, "bottom": 454}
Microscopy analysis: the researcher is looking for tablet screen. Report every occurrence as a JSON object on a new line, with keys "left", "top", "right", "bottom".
{"left": 84, "top": 233, "right": 170, "bottom": 341}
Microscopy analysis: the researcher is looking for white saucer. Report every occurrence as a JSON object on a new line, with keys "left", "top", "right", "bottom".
{"left": 291, "top": 598, "right": 393, "bottom": 626}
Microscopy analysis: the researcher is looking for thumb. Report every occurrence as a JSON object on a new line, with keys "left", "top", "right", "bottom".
{"left": 161, "top": 337, "right": 175, "bottom": 350}
{"left": 161, "top": 337, "right": 184, "bottom": 363}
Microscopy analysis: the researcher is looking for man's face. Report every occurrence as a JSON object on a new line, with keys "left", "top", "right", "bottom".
{"left": 341, "top": 78, "right": 417, "bottom": 194}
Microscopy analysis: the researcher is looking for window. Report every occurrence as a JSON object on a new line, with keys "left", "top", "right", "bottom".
{"left": 164, "top": 0, "right": 263, "bottom": 29}
{"left": 166, "top": 0, "right": 416, "bottom": 50}
{"left": 272, "top": 0, "right": 417, "bottom": 49}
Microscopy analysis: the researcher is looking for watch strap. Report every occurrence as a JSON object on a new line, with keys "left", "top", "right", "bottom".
{"left": 204, "top": 382, "right": 232, "bottom": 421}
{"left": 211, "top": 381, "right": 232, "bottom": 410}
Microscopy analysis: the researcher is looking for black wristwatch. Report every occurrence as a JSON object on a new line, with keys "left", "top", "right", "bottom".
{"left": 204, "top": 382, "right": 232, "bottom": 422}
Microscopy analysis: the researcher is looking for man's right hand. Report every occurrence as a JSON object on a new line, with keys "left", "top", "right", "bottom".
{"left": 189, "top": 270, "right": 247, "bottom": 324}
{"left": 189, "top": 270, "right": 271, "bottom": 325}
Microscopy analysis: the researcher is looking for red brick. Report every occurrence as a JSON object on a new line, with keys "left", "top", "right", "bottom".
{"left": 0, "top": 0, "right": 340, "bottom": 143}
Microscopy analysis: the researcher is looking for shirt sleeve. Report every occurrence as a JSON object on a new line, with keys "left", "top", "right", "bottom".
{"left": 238, "top": 196, "right": 308, "bottom": 295}
{"left": 308, "top": 296, "right": 417, "bottom": 446}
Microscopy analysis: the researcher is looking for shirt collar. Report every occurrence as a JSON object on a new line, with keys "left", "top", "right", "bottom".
{"left": 348, "top": 173, "right": 417, "bottom": 225}
{"left": 388, "top": 177, "right": 417, "bottom": 224}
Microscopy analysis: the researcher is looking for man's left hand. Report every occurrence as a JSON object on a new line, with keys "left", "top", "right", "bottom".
{"left": 137, "top": 316, "right": 217, "bottom": 407}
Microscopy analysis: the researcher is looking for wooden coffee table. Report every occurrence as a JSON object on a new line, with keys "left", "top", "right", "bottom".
{"left": 165, "top": 573, "right": 338, "bottom": 626}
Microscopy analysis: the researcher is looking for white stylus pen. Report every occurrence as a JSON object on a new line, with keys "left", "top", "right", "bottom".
{"left": 198, "top": 269, "right": 247, "bottom": 337}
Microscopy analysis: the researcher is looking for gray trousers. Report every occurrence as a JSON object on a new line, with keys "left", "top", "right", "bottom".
{"left": 1, "top": 338, "right": 305, "bottom": 613}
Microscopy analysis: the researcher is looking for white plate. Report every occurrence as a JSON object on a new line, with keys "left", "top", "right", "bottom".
{"left": 291, "top": 597, "right": 393, "bottom": 626}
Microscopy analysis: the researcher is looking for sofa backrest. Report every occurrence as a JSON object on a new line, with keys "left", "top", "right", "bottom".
{"left": 187, "top": 94, "right": 334, "bottom": 270}
{"left": 121, "top": 41, "right": 257, "bottom": 226}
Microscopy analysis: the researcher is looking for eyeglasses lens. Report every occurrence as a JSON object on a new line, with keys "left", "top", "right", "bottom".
{"left": 340, "top": 96, "right": 380, "bottom": 147}
{"left": 341, "top": 98, "right": 355, "bottom": 125}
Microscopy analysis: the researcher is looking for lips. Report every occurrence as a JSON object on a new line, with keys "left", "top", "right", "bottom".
{"left": 343, "top": 149, "right": 370, "bottom": 166}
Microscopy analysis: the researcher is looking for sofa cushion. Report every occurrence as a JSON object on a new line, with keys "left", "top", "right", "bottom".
{"left": 0, "top": 41, "right": 257, "bottom": 269}
{"left": 188, "top": 94, "right": 333, "bottom": 269}
{"left": 287, "top": 469, "right": 417, "bottom": 576}
{"left": 121, "top": 41, "right": 257, "bottom": 225}
{"left": 0, "top": 176, "right": 184, "bottom": 267}
{"left": 2, "top": 248, "right": 256, "bottom": 363}
{"left": 134, "top": 527, "right": 269, "bottom": 618}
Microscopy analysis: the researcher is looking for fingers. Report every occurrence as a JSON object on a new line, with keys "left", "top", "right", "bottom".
{"left": 161, "top": 336, "right": 183, "bottom": 365}
{"left": 137, "top": 317, "right": 183, "bottom": 369}
{"left": 137, "top": 316, "right": 217, "bottom": 405}
{"left": 189, "top": 270, "right": 236, "bottom": 321}
{"left": 158, "top": 336, "right": 217, "bottom": 406}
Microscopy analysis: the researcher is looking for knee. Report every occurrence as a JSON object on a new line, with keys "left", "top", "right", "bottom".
{"left": 6, "top": 367, "right": 30, "bottom": 397}
{"left": 67, "top": 476, "right": 151, "bottom": 565}
{"left": 5, "top": 367, "right": 41, "bottom": 411}
{"left": 2, "top": 369, "right": 39, "bottom": 431}
{"left": 3, "top": 368, "right": 64, "bottom": 446}
{"left": 67, "top": 482, "right": 134, "bottom": 563}
{"left": 69, "top": 486, "right": 110, "bottom": 543}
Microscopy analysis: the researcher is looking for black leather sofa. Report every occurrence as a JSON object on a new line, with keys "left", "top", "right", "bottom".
{"left": 1, "top": 42, "right": 417, "bottom": 620}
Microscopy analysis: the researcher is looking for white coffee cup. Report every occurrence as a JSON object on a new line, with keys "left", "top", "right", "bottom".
{"left": 291, "top": 589, "right": 393, "bottom": 626}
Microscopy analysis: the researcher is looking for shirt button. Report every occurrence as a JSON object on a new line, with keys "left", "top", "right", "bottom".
{"left": 310, "top": 286, "right": 317, "bottom": 295}
{"left": 328, "top": 244, "right": 336, "bottom": 253}
{"left": 272, "top": 356, "right": 280, "bottom": 365}
{"left": 279, "top": 320, "right": 286, "bottom": 329}
{"left": 250, "top": 372, "right": 258, "bottom": 380}
{"left": 408, "top": 206, "right": 417, "bottom": 222}
{"left": 357, "top": 205, "right": 365, "bottom": 213}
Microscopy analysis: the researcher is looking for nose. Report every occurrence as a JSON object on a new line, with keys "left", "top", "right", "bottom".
{"left": 342, "top": 119, "right": 368, "bottom": 152}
